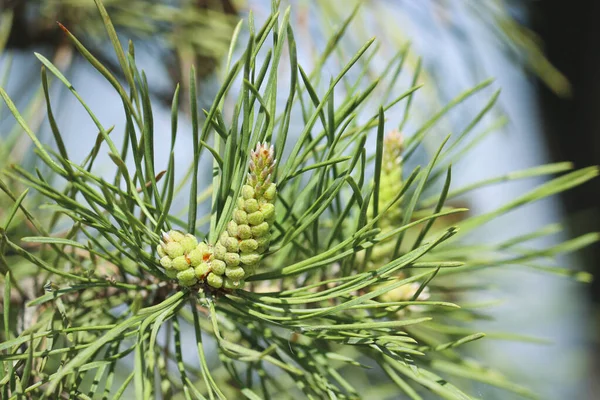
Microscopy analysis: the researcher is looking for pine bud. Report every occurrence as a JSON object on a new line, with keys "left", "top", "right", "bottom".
{"left": 247, "top": 211, "right": 264, "bottom": 226}
{"left": 160, "top": 256, "right": 172, "bottom": 269}
{"left": 219, "top": 231, "right": 229, "bottom": 245}
{"left": 383, "top": 130, "right": 403, "bottom": 174}
{"left": 234, "top": 209, "right": 248, "bottom": 225}
{"left": 214, "top": 243, "right": 227, "bottom": 259}
{"left": 224, "top": 252, "right": 240, "bottom": 267}
{"left": 223, "top": 236, "right": 239, "bottom": 253}
{"left": 211, "top": 259, "right": 226, "bottom": 275}
{"left": 206, "top": 272, "right": 223, "bottom": 289}
{"left": 180, "top": 234, "right": 198, "bottom": 253}
{"left": 263, "top": 183, "right": 276, "bottom": 201}
{"left": 237, "top": 224, "right": 253, "bottom": 239}
{"left": 244, "top": 199, "right": 259, "bottom": 213}
{"left": 237, "top": 197, "right": 245, "bottom": 210}
{"left": 361, "top": 131, "right": 405, "bottom": 272}
{"left": 260, "top": 203, "right": 275, "bottom": 222}
{"left": 187, "top": 248, "right": 204, "bottom": 267}
{"left": 196, "top": 242, "right": 210, "bottom": 256}
{"left": 249, "top": 143, "right": 275, "bottom": 194}
{"left": 157, "top": 230, "right": 211, "bottom": 287}
{"left": 239, "top": 239, "right": 258, "bottom": 253}
{"left": 227, "top": 221, "right": 238, "bottom": 237}
{"left": 164, "top": 230, "right": 185, "bottom": 242}
{"left": 379, "top": 130, "right": 404, "bottom": 229}
{"left": 225, "top": 266, "right": 245, "bottom": 281}
{"left": 240, "top": 252, "right": 261, "bottom": 265}
{"left": 195, "top": 262, "right": 211, "bottom": 279}
{"left": 251, "top": 222, "right": 269, "bottom": 238}
{"left": 224, "top": 277, "right": 243, "bottom": 289}
{"left": 165, "top": 242, "right": 184, "bottom": 259}
{"left": 172, "top": 256, "right": 190, "bottom": 271}
{"left": 241, "top": 185, "right": 255, "bottom": 200}
{"left": 255, "top": 235, "right": 271, "bottom": 253}
{"left": 177, "top": 269, "right": 197, "bottom": 285}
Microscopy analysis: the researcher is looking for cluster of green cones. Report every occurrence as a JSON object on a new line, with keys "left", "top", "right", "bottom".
{"left": 157, "top": 143, "right": 277, "bottom": 289}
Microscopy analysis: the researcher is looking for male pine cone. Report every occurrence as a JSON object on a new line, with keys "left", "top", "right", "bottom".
{"left": 156, "top": 143, "right": 277, "bottom": 290}
{"left": 219, "top": 142, "right": 277, "bottom": 284}
{"left": 378, "top": 129, "right": 404, "bottom": 230}
{"left": 360, "top": 130, "right": 405, "bottom": 270}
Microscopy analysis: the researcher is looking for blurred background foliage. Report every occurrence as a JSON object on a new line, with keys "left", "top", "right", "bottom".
{"left": 1, "top": 0, "right": 570, "bottom": 106}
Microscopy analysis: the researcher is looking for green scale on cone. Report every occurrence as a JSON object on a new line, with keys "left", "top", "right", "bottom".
{"left": 156, "top": 143, "right": 277, "bottom": 290}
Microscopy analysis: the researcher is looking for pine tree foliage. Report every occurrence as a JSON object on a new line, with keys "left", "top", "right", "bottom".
{"left": 0, "top": 1, "right": 597, "bottom": 399}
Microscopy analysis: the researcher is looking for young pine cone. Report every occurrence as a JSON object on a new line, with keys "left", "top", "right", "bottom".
{"left": 378, "top": 129, "right": 404, "bottom": 230}
{"left": 360, "top": 131, "right": 405, "bottom": 271}
{"left": 157, "top": 230, "right": 201, "bottom": 287}
{"left": 217, "top": 142, "right": 277, "bottom": 288}
{"left": 156, "top": 143, "right": 277, "bottom": 290}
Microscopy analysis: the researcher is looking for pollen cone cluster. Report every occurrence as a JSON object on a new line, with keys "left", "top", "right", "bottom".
{"left": 378, "top": 282, "right": 430, "bottom": 315}
{"left": 361, "top": 130, "right": 405, "bottom": 271}
{"left": 219, "top": 142, "right": 277, "bottom": 281}
{"left": 156, "top": 143, "right": 277, "bottom": 290}
{"left": 378, "top": 129, "right": 404, "bottom": 230}
{"left": 157, "top": 230, "right": 203, "bottom": 287}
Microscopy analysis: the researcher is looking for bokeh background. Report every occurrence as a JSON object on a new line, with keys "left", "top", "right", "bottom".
{"left": 1, "top": 1, "right": 598, "bottom": 399}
